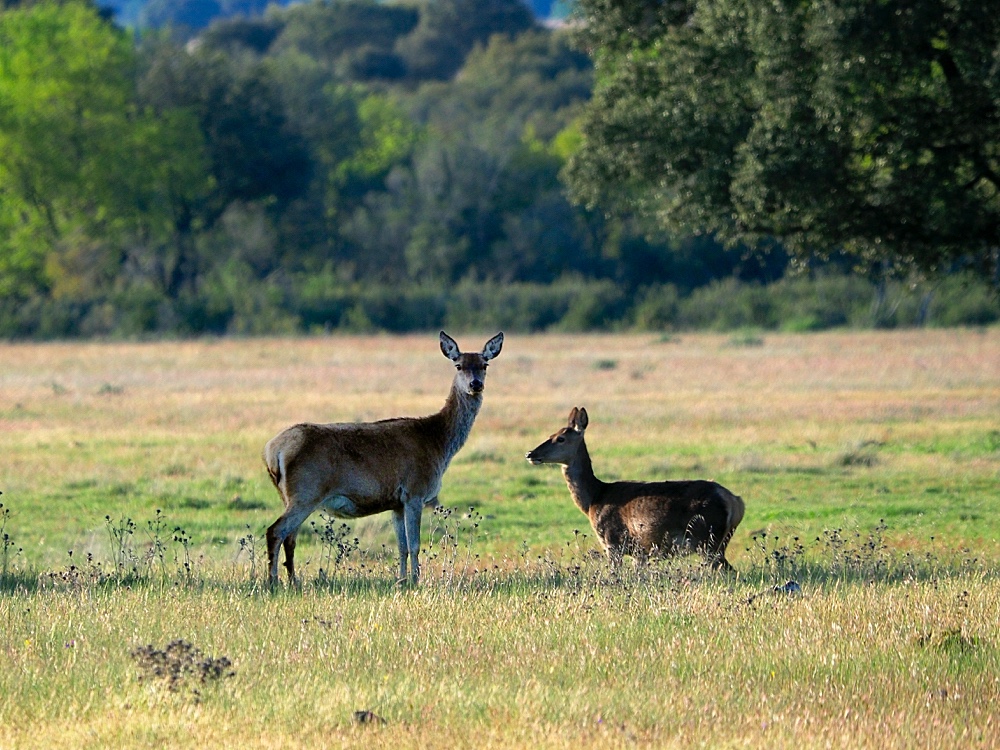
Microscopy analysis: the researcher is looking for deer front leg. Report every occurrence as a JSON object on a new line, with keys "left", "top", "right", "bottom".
{"left": 606, "top": 546, "right": 624, "bottom": 571}
{"left": 403, "top": 499, "right": 424, "bottom": 584}
{"left": 600, "top": 528, "right": 627, "bottom": 575}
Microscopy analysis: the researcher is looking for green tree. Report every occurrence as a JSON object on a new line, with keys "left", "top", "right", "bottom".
{"left": 567, "top": 0, "right": 1000, "bottom": 280}
{"left": 270, "top": 0, "right": 418, "bottom": 80}
{"left": 260, "top": 49, "right": 418, "bottom": 269}
{"left": 344, "top": 28, "right": 600, "bottom": 284}
{"left": 0, "top": 1, "right": 209, "bottom": 305}
{"left": 395, "top": 0, "right": 536, "bottom": 81}
{"left": 198, "top": 15, "right": 284, "bottom": 55}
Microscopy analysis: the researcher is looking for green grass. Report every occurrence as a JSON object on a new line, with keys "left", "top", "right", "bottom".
{"left": 0, "top": 330, "right": 999, "bottom": 747}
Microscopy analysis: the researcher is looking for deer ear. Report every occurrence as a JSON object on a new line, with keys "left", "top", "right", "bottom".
{"left": 482, "top": 331, "right": 504, "bottom": 361}
{"left": 575, "top": 407, "right": 589, "bottom": 431}
{"left": 440, "top": 331, "right": 461, "bottom": 362}
{"left": 567, "top": 406, "right": 581, "bottom": 430}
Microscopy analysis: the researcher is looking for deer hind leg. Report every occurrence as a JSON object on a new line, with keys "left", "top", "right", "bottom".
{"left": 682, "top": 514, "right": 718, "bottom": 565}
{"left": 713, "top": 555, "right": 735, "bottom": 572}
{"left": 282, "top": 532, "right": 298, "bottom": 583}
{"left": 708, "top": 529, "right": 736, "bottom": 572}
{"left": 597, "top": 525, "right": 632, "bottom": 576}
{"left": 266, "top": 504, "right": 315, "bottom": 586}
{"left": 601, "top": 533, "right": 626, "bottom": 572}
{"left": 605, "top": 546, "right": 628, "bottom": 582}
{"left": 689, "top": 518, "right": 736, "bottom": 572}
{"left": 633, "top": 543, "right": 650, "bottom": 569}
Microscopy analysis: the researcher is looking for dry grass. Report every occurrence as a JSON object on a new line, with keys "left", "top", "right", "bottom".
{"left": 0, "top": 329, "right": 999, "bottom": 748}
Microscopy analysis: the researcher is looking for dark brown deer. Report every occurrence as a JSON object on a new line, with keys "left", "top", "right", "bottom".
{"left": 525, "top": 407, "right": 744, "bottom": 570}
{"left": 264, "top": 331, "right": 503, "bottom": 585}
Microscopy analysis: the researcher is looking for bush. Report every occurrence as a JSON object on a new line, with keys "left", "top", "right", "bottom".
{"left": 550, "top": 279, "right": 628, "bottom": 331}
{"left": 631, "top": 285, "right": 680, "bottom": 331}
{"left": 444, "top": 278, "right": 627, "bottom": 332}
{"left": 927, "top": 274, "right": 1000, "bottom": 327}
{"left": 677, "top": 279, "right": 778, "bottom": 330}
{"left": 290, "top": 269, "right": 446, "bottom": 332}
{"left": 772, "top": 273, "right": 869, "bottom": 331}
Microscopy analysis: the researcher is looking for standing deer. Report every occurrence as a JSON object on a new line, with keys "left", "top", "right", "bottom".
{"left": 525, "top": 407, "right": 744, "bottom": 571}
{"left": 264, "top": 331, "right": 504, "bottom": 586}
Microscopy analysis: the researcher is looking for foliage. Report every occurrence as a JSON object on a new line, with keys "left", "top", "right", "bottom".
{"left": 1, "top": 0, "right": 998, "bottom": 339}
{"left": 266, "top": 0, "right": 418, "bottom": 80}
{"left": 0, "top": 1, "right": 209, "bottom": 304}
{"left": 567, "top": 0, "right": 1000, "bottom": 280}
{"left": 4, "top": 269, "right": 996, "bottom": 337}
{"left": 395, "top": 0, "right": 536, "bottom": 81}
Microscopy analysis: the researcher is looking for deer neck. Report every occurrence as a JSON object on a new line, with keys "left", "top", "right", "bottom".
{"left": 437, "top": 383, "right": 483, "bottom": 463}
{"left": 561, "top": 440, "right": 602, "bottom": 514}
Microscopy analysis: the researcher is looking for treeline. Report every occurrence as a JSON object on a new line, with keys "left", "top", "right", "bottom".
{"left": 0, "top": 0, "right": 996, "bottom": 339}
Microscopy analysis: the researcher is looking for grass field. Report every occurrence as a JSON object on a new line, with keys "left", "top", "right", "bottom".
{"left": 1, "top": 329, "right": 999, "bottom": 748}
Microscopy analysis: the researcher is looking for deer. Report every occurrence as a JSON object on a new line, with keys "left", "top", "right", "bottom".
{"left": 525, "top": 407, "right": 745, "bottom": 571}
{"left": 263, "top": 331, "right": 504, "bottom": 586}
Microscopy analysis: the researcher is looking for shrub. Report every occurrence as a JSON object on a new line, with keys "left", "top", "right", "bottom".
{"left": 677, "top": 278, "right": 778, "bottom": 330}
{"left": 928, "top": 273, "right": 1000, "bottom": 327}
{"left": 630, "top": 284, "right": 680, "bottom": 331}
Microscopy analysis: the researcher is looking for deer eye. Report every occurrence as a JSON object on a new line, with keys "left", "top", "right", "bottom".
{"left": 456, "top": 364, "right": 463, "bottom": 371}
{"left": 556, "top": 436, "right": 565, "bottom": 443}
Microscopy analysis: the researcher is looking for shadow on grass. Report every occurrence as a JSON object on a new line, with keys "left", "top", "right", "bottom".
{"left": 0, "top": 502, "right": 992, "bottom": 599}
{"left": 0, "top": 570, "right": 40, "bottom": 594}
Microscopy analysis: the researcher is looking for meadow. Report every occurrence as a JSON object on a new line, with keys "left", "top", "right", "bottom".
{"left": 0, "top": 329, "right": 998, "bottom": 748}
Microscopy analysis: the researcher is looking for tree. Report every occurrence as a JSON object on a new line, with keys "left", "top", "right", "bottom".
{"left": 138, "top": 39, "right": 311, "bottom": 211}
{"left": 566, "top": 0, "right": 1000, "bottom": 280}
{"left": 395, "top": 0, "right": 536, "bottom": 81}
{"left": 198, "top": 15, "right": 284, "bottom": 55}
{"left": 270, "top": 0, "right": 418, "bottom": 80}
{"left": 343, "top": 28, "right": 600, "bottom": 284}
{"left": 0, "top": 1, "right": 209, "bottom": 304}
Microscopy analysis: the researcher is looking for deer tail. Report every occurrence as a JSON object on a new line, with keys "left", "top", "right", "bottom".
{"left": 264, "top": 444, "right": 283, "bottom": 491}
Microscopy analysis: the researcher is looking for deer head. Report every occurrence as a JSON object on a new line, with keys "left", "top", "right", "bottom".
{"left": 525, "top": 406, "right": 589, "bottom": 465}
{"left": 440, "top": 331, "right": 503, "bottom": 396}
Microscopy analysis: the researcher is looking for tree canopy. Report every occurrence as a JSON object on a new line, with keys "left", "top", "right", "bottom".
{"left": 566, "top": 0, "right": 1000, "bottom": 279}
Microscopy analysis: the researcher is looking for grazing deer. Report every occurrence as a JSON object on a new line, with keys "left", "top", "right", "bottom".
{"left": 525, "top": 407, "right": 744, "bottom": 571}
{"left": 264, "top": 331, "right": 504, "bottom": 586}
